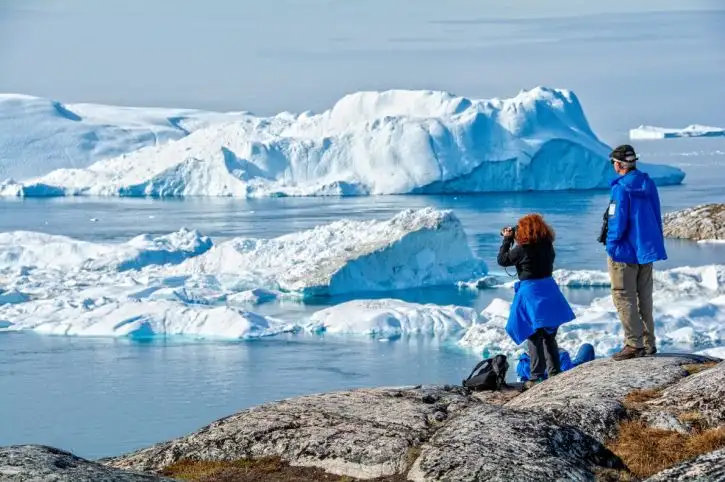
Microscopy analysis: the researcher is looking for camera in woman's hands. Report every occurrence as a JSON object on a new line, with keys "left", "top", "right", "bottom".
{"left": 500, "top": 226, "right": 517, "bottom": 237}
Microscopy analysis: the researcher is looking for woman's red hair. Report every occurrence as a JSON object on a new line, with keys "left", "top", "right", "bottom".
{"left": 515, "top": 213, "right": 555, "bottom": 245}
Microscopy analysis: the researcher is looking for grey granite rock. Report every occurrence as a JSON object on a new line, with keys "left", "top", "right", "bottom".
{"left": 640, "top": 410, "right": 692, "bottom": 434}
{"left": 106, "top": 385, "right": 475, "bottom": 479}
{"left": 505, "top": 355, "right": 711, "bottom": 442}
{"left": 647, "top": 361, "right": 725, "bottom": 428}
{"left": 0, "top": 445, "right": 168, "bottom": 482}
{"left": 408, "top": 404, "right": 623, "bottom": 482}
{"left": 664, "top": 203, "right": 725, "bottom": 241}
{"left": 644, "top": 448, "right": 725, "bottom": 482}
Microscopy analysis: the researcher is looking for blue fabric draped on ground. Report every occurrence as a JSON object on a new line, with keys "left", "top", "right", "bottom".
{"left": 516, "top": 343, "right": 596, "bottom": 381}
{"left": 505, "top": 276, "right": 576, "bottom": 345}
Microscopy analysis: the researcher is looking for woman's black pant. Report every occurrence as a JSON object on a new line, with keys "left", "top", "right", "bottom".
{"left": 527, "top": 328, "right": 561, "bottom": 380}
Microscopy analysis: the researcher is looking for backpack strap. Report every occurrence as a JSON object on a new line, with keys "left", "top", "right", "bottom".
{"left": 492, "top": 355, "right": 510, "bottom": 389}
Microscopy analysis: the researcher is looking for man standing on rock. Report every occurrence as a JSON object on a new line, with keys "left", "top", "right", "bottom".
{"left": 605, "top": 144, "right": 667, "bottom": 361}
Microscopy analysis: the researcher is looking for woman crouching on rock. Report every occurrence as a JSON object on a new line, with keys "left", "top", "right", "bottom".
{"left": 497, "top": 213, "right": 576, "bottom": 390}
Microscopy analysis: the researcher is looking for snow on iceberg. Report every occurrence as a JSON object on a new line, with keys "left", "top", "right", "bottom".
{"left": 0, "top": 289, "right": 29, "bottom": 306}
{"left": 306, "top": 298, "right": 478, "bottom": 336}
{"left": 0, "top": 228, "right": 212, "bottom": 271}
{"left": 0, "top": 298, "right": 295, "bottom": 339}
{"left": 174, "top": 208, "right": 486, "bottom": 297}
{"left": 697, "top": 347, "right": 725, "bottom": 359}
{"left": 630, "top": 124, "right": 725, "bottom": 140}
{"left": 1, "top": 87, "right": 684, "bottom": 197}
{"left": 458, "top": 265, "right": 725, "bottom": 358}
{"left": 0, "top": 94, "right": 245, "bottom": 182}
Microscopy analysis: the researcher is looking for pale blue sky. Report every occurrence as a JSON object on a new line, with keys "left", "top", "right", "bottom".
{"left": 1, "top": 0, "right": 723, "bottom": 129}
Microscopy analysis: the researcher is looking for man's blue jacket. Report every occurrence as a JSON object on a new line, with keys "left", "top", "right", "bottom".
{"left": 606, "top": 169, "right": 667, "bottom": 264}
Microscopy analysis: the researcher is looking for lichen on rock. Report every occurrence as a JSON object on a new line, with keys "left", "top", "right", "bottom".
{"left": 407, "top": 404, "right": 624, "bottom": 482}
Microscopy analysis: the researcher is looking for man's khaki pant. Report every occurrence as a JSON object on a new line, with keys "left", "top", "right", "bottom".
{"left": 608, "top": 258, "right": 655, "bottom": 349}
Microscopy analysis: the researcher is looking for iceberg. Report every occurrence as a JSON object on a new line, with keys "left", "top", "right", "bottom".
{"left": 1, "top": 87, "right": 684, "bottom": 197}
{"left": 458, "top": 269, "right": 613, "bottom": 290}
{"left": 0, "top": 228, "right": 212, "bottom": 271}
{"left": 306, "top": 299, "right": 478, "bottom": 336}
{"left": 0, "top": 289, "right": 29, "bottom": 306}
{"left": 0, "top": 298, "right": 295, "bottom": 339}
{"left": 630, "top": 124, "right": 725, "bottom": 140}
{"left": 698, "top": 347, "right": 725, "bottom": 359}
{"left": 457, "top": 299, "right": 520, "bottom": 357}
{"left": 174, "top": 208, "right": 486, "bottom": 297}
{"left": 0, "top": 209, "right": 486, "bottom": 339}
{"left": 0, "top": 94, "right": 244, "bottom": 181}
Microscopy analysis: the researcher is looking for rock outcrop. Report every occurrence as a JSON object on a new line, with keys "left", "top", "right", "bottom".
{"left": 0, "top": 445, "right": 169, "bottom": 482}
{"left": 105, "top": 384, "right": 624, "bottom": 481}
{"left": 407, "top": 404, "right": 622, "bottom": 482}
{"left": 106, "top": 386, "right": 476, "bottom": 479}
{"left": 505, "top": 355, "right": 711, "bottom": 442}
{"left": 644, "top": 448, "right": 725, "bottom": 482}
{"left": 664, "top": 203, "right": 725, "bottom": 241}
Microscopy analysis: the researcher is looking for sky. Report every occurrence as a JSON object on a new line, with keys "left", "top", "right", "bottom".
{"left": 1, "top": 0, "right": 723, "bottom": 132}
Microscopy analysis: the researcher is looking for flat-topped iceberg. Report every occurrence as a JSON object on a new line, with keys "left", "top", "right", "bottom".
{"left": 174, "top": 208, "right": 486, "bottom": 296}
{"left": 0, "top": 94, "right": 244, "bottom": 181}
{"left": 0, "top": 87, "right": 684, "bottom": 197}
{"left": 630, "top": 124, "right": 725, "bottom": 140}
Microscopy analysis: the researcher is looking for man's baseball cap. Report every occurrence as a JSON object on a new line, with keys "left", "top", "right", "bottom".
{"left": 610, "top": 144, "right": 638, "bottom": 165}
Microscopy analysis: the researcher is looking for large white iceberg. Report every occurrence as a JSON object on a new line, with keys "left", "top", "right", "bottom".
{"left": 1, "top": 87, "right": 684, "bottom": 197}
{"left": 173, "top": 208, "right": 486, "bottom": 296}
{"left": 0, "top": 94, "right": 244, "bottom": 181}
{"left": 630, "top": 124, "right": 725, "bottom": 140}
{"left": 306, "top": 299, "right": 478, "bottom": 336}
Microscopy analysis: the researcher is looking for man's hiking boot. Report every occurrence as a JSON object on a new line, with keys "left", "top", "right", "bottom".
{"left": 523, "top": 379, "right": 543, "bottom": 390}
{"left": 644, "top": 346, "right": 657, "bottom": 356}
{"left": 612, "top": 345, "right": 645, "bottom": 361}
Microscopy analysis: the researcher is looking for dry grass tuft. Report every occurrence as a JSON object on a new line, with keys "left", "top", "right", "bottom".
{"left": 161, "top": 456, "right": 408, "bottom": 482}
{"left": 608, "top": 421, "right": 725, "bottom": 478}
{"left": 161, "top": 458, "right": 266, "bottom": 481}
{"left": 682, "top": 362, "right": 719, "bottom": 376}
{"left": 595, "top": 467, "right": 638, "bottom": 482}
{"left": 623, "top": 389, "right": 662, "bottom": 408}
{"left": 677, "top": 411, "right": 706, "bottom": 430}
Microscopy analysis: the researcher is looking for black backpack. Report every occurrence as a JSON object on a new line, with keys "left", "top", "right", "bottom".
{"left": 462, "top": 354, "right": 509, "bottom": 391}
